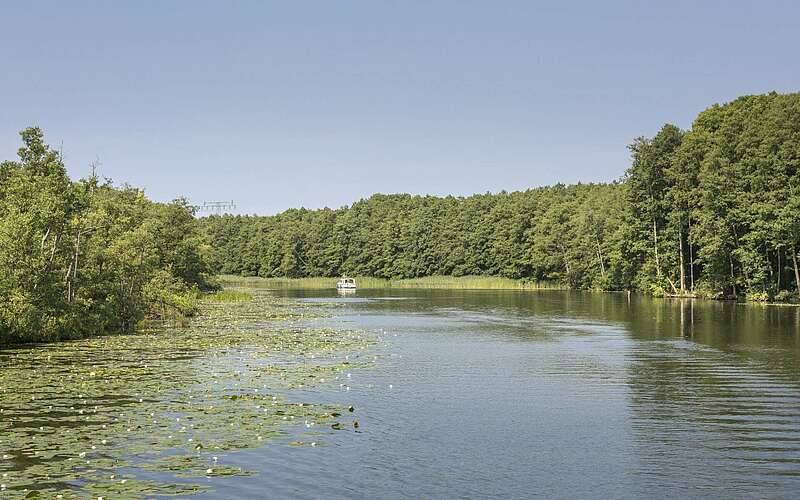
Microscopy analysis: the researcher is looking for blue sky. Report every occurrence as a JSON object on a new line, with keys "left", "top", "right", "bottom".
{"left": 1, "top": 1, "right": 798, "bottom": 214}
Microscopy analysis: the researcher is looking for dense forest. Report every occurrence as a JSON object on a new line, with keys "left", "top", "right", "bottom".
{"left": 202, "top": 92, "right": 800, "bottom": 301}
{"left": 0, "top": 128, "right": 213, "bottom": 343}
{"left": 2, "top": 92, "right": 798, "bottom": 343}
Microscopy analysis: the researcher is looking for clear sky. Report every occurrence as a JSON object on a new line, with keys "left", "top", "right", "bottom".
{"left": 1, "top": 1, "right": 798, "bottom": 214}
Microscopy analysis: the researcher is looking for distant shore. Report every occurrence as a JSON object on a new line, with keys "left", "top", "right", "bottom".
{"left": 218, "top": 275, "right": 800, "bottom": 307}
{"left": 217, "top": 274, "right": 564, "bottom": 290}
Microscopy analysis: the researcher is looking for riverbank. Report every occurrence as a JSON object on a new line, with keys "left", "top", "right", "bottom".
{"left": 219, "top": 275, "right": 800, "bottom": 307}
{"left": 217, "top": 275, "right": 566, "bottom": 290}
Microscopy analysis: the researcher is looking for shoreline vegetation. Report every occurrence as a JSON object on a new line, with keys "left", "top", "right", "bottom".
{"left": 0, "top": 128, "right": 215, "bottom": 345}
{"left": 219, "top": 275, "right": 800, "bottom": 306}
{"left": 203, "top": 92, "right": 800, "bottom": 306}
{"left": 2, "top": 91, "right": 800, "bottom": 343}
{"left": 219, "top": 274, "right": 564, "bottom": 290}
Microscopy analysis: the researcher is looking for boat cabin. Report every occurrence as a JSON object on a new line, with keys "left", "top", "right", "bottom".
{"left": 337, "top": 277, "right": 357, "bottom": 289}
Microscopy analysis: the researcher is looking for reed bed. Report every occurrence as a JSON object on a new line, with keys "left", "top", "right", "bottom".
{"left": 217, "top": 275, "right": 563, "bottom": 290}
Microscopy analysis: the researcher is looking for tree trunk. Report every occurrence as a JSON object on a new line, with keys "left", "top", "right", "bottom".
{"left": 678, "top": 231, "right": 686, "bottom": 294}
{"left": 731, "top": 225, "right": 750, "bottom": 286}
{"left": 41, "top": 226, "right": 51, "bottom": 251}
{"left": 595, "top": 236, "right": 605, "bottom": 279}
{"left": 793, "top": 245, "right": 800, "bottom": 298}
{"left": 688, "top": 216, "right": 695, "bottom": 292}
{"left": 560, "top": 243, "right": 571, "bottom": 276}
{"left": 652, "top": 218, "right": 662, "bottom": 279}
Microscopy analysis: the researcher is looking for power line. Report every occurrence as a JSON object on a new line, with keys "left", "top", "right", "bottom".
{"left": 194, "top": 201, "right": 236, "bottom": 215}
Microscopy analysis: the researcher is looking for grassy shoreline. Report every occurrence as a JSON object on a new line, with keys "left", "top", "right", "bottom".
{"left": 218, "top": 275, "right": 566, "bottom": 290}
{"left": 216, "top": 275, "right": 799, "bottom": 307}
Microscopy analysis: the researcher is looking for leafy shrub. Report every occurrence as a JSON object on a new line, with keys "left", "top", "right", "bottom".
{"left": 693, "top": 282, "right": 722, "bottom": 300}
{"left": 745, "top": 291, "right": 770, "bottom": 303}
{"left": 143, "top": 270, "right": 200, "bottom": 322}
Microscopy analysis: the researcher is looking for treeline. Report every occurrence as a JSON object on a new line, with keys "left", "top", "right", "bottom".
{"left": 202, "top": 92, "right": 800, "bottom": 300}
{"left": 202, "top": 184, "right": 628, "bottom": 287}
{"left": 0, "top": 128, "right": 213, "bottom": 343}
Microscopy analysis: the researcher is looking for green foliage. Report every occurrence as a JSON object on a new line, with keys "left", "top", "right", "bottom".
{"left": 0, "top": 128, "right": 213, "bottom": 344}
{"left": 202, "top": 92, "right": 800, "bottom": 302}
{"left": 202, "top": 184, "right": 628, "bottom": 290}
{"left": 142, "top": 270, "right": 201, "bottom": 321}
{"left": 3, "top": 90, "right": 800, "bottom": 344}
{"left": 745, "top": 292, "right": 770, "bottom": 303}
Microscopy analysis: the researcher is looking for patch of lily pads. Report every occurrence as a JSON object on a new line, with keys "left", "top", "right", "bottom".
{"left": 0, "top": 290, "right": 374, "bottom": 498}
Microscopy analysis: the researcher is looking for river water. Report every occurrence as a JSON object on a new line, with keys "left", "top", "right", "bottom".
{"left": 3, "top": 288, "right": 800, "bottom": 498}
{"left": 248, "top": 288, "right": 800, "bottom": 499}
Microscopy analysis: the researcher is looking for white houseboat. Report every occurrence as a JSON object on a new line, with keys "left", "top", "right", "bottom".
{"left": 336, "top": 277, "right": 357, "bottom": 290}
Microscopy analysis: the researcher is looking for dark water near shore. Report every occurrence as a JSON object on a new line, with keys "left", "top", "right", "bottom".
{"left": 238, "top": 288, "right": 800, "bottom": 499}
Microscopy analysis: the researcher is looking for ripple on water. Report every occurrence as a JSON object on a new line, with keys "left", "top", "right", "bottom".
{"left": 626, "top": 337, "right": 800, "bottom": 492}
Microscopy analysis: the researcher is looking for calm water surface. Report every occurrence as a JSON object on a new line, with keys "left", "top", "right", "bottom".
{"left": 236, "top": 288, "right": 800, "bottom": 499}
{"left": 5, "top": 289, "right": 800, "bottom": 498}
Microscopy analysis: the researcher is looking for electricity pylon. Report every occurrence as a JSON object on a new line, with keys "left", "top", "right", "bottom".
{"left": 194, "top": 201, "right": 236, "bottom": 215}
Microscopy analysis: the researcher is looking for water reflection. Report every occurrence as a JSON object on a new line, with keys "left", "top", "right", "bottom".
{"left": 275, "top": 288, "right": 800, "bottom": 496}
{"left": 620, "top": 299, "right": 800, "bottom": 494}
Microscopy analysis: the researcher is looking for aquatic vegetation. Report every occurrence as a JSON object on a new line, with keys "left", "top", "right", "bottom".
{"left": 205, "top": 289, "right": 253, "bottom": 302}
{"left": 0, "top": 290, "right": 374, "bottom": 497}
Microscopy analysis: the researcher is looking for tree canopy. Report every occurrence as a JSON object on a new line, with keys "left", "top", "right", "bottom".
{"left": 3, "top": 91, "right": 799, "bottom": 343}
{"left": 202, "top": 92, "right": 800, "bottom": 301}
{"left": 0, "top": 128, "right": 213, "bottom": 343}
